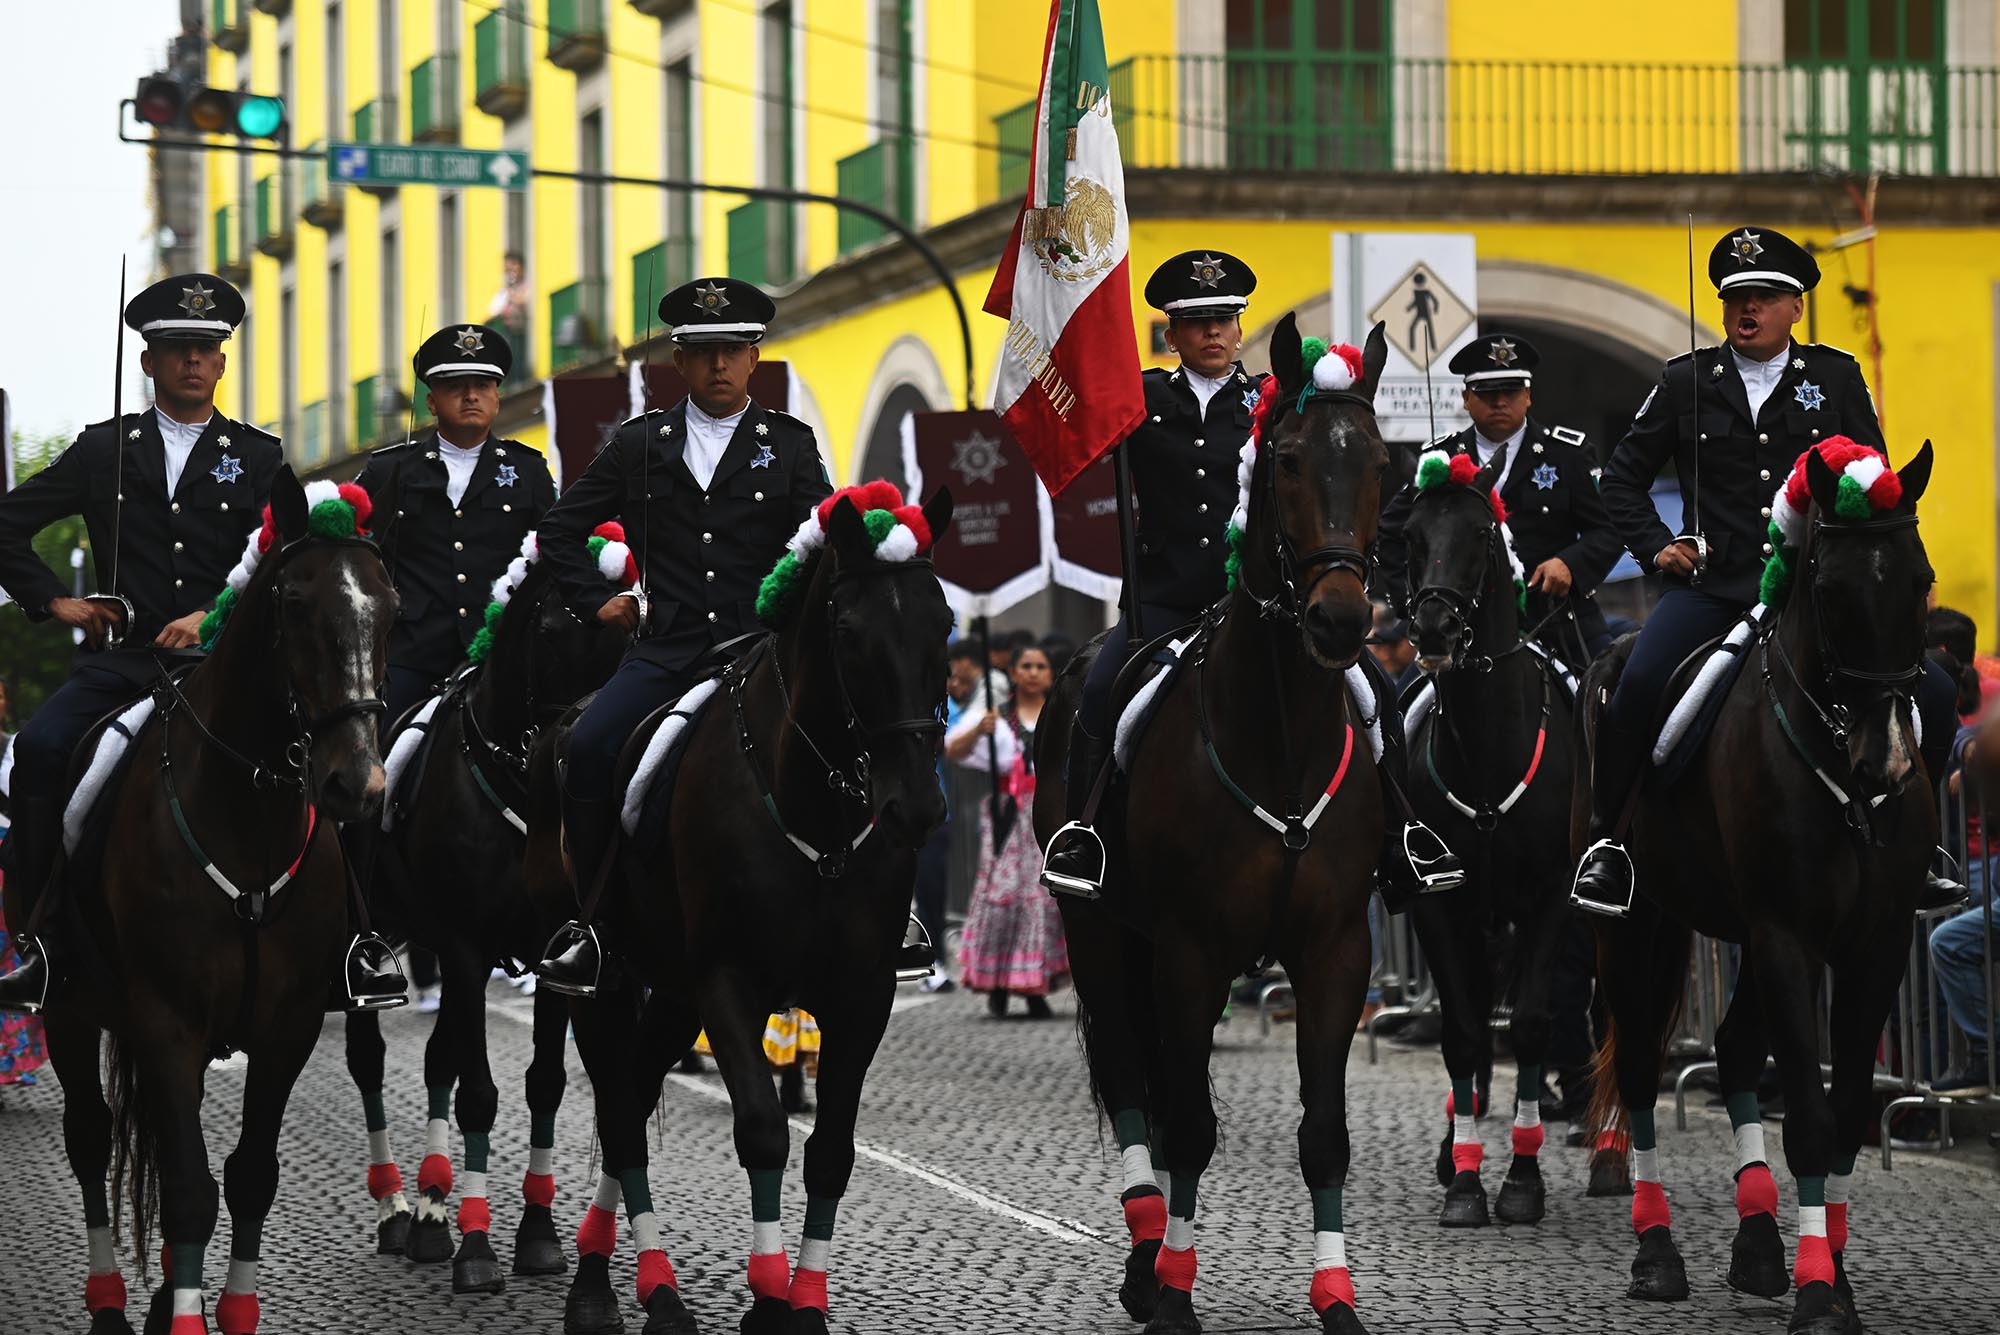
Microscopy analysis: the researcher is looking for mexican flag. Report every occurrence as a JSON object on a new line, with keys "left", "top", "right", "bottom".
{"left": 983, "top": 0, "right": 1144, "bottom": 497}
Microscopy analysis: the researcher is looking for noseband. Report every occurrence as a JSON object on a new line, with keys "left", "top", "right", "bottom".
{"left": 1247, "top": 389, "right": 1378, "bottom": 626}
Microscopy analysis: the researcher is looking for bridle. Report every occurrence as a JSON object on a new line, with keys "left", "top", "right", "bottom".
{"left": 1409, "top": 493, "right": 1518, "bottom": 673}
{"left": 1241, "top": 389, "right": 1379, "bottom": 627}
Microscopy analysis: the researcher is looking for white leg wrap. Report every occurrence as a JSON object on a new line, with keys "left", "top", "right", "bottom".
{"left": 632, "top": 1210, "right": 662, "bottom": 1252}
{"left": 1119, "top": 1143, "right": 1156, "bottom": 1195}
{"left": 1799, "top": 1204, "right": 1827, "bottom": 1238}
{"left": 529, "top": 1146, "right": 555, "bottom": 1176}
{"left": 1826, "top": 1172, "right": 1851, "bottom": 1206}
{"left": 87, "top": 1226, "right": 116, "bottom": 1274}
{"left": 1453, "top": 1114, "right": 1478, "bottom": 1144}
{"left": 1313, "top": 1231, "right": 1347, "bottom": 1270}
{"left": 424, "top": 1117, "right": 449, "bottom": 1159}
{"left": 1514, "top": 1098, "right": 1541, "bottom": 1129}
{"left": 368, "top": 1128, "right": 393, "bottom": 1165}
{"left": 462, "top": 1170, "right": 488, "bottom": 1201}
{"left": 592, "top": 1173, "right": 621, "bottom": 1212}
{"left": 752, "top": 1220, "right": 784, "bottom": 1255}
{"left": 1164, "top": 1216, "right": 1195, "bottom": 1250}
{"left": 172, "top": 1288, "right": 203, "bottom": 1317}
{"left": 1633, "top": 1147, "right": 1661, "bottom": 1184}
{"left": 223, "top": 1258, "right": 257, "bottom": 1295}
{"left": 799, "top": 1236, "right": 831, "bottom": 1271}
{"left": 1733, "top": 1122, "right": 1767, "bottom": 1172}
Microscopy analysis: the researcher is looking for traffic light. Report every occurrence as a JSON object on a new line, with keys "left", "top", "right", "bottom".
{"left": 133, "top": 75, "right": 286, "bottom": 142}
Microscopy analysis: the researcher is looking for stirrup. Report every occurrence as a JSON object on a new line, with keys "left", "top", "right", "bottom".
{"left": 1039, "top": 822, "right": 1106, "bottom": 901}
{"left": 895, "top": 916, "right": 936, "bottom": 984}
{"left": 341, "top": 934, "right": 409, "bottom": 1013}
{"left": 535, "top": 921, "right": 602, "bottom": 999}
{"left": 1569, "top": 840, "right": 1636, "bottom": 919}
{"left": 1403, "top": 821, "right": 1463, "bottom": 893}
{"left": 0, "top": 935, "right": 52, "bottom": 1016}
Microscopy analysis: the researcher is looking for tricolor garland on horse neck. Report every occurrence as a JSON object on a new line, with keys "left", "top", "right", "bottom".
{"left": 197, "top": 481, "right": 375, "bottom": 650}
{"left": 1225, "top": 338, "right": 1366, "bottom": 592}
{"left": 1412, "top": 448, "right": 1530, "bottom": 614}
{"left": 464, "top": 522, "right": 637, "bottom": 664}
{"left": 755, "top": 480, "right": 936, "bottom": 626}
{"left": 1760, "top": 435, "right": 1903, "bottom": 609}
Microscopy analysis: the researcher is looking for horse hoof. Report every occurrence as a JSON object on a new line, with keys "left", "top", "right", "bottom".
{"left": 514, "top": 1203, "right": 570, "bottom": 1275}
{"left": 453, "top": 1230, "right": 508, "bottom": 1295}
{"left": 1438, "top": 1171, "right": 1489, "bottom": 1228}
{"left": 1494, "top": 1167, "right": 1546, "bottom": 1225}
{"left": 376, "top": 1209, "right": 413, "bottom": 1256}
{"left": 1833, "top": 1252, "right": 1860, "bottom": 1325}
{"left": 1119, "top": 1239, "right": 1162, "bottom": 1322}
{"left": 1790, "top": 1280, "right": 1863, "bottom": 1335}
{"left": 565, "top": 1253, "right": 627, "bottom": 1335}
{"left": 1627, "top": 1225, "right": 1689, "bottom": 1302}
{"left": 787, "top": 1307, "right": 829, "bottom": 1335}
{"left": 739, "top": 1296, "right": 792, "bottom": 1335}
{"left": 1586, "top": 1154, "right": 1631, "bottom": 1198}
{"left": 1433, "top": 1129, "right": 1455, "bottom": 1190}
{"left": 1142, "top": 1285, "right": 1201, "bottom": 1335}
{"left": 1319, "top": 1302, "right": 1369, "bottom": 1335}
{"left": 1727, "top": 1212, "right": 1788, "bottom": 1298}
{"left": 642, "top": 1285, "right": 700, "bottom": 1335}
{"left": 142, "top": 1282, "right": 172, "bottom": 1335}
{"left": 405, "top": 1214, "right": 454, "bottom": 1264}
{"left": 89, "top": 1307, "right": 138, "bottom": 1335}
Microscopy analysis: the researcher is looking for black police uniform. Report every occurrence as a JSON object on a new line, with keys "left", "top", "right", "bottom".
{"left": 353, "top": 324, "right": 554, "bottom": 724}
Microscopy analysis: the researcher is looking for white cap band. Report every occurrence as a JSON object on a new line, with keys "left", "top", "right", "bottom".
{"left": 141, "top": 318, "right": 234, "bottom": 337}
{"left": 1464, "top": 369, "right": 1532, "bottom": 386}
{"left": 1163, "top": 295, "right": 1248, "bottom": 315}
{"left": 423, "top": 361, "right": 504, "bottom": 379}
{"left": 1718, "top": 270, "right": 1805, "bottom": 294}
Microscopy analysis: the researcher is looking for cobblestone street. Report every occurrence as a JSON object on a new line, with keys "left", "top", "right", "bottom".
{"left": 4, "top": 980, "right": 1997, "bottom": 1334}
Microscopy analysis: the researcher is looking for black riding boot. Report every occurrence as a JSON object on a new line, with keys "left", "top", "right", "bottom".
{"left": 332, "top": 933, "right": 409, "bottom": 1013}
{"left": 0, "top": 796, "right": 62, "bottom": 1015}
{"left": 536, "top": 793, "right": 619, "bottom": 998}
{"left": 1040, "top": 726, "right": 1111, "bottom": 899}
{"left": 1570, "top": 716, "right": 1645, "bottom": 917}
{"left": 896, "top": 914, "right": 936, "bottom": 981}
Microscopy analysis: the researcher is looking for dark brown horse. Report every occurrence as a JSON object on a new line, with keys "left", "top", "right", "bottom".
{"left": 10, "top": 465, "right": 393, "bottom": 1335}
{"left": 344, "top": 555, "right": 628, "bottom": 1294}
{"left": 1036, "top": 317, "right": 1388, "bottom": 1335}
{"left": 529, "top": 484, "right": 954, "bottom": 1335}
{"left": 1581, "top": 442, "right": 1936, "bottom": 1335}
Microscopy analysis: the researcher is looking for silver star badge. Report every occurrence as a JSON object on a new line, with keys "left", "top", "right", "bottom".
{"left": 179, "top": 282, "right": 216, "bottom": 317}
{"left": 754, "top": 423, "right": 769, "bottom": 437}
{"left": 1711, "top": 364, "right": 1724, "bottom": 378}
{"left": 694, "top": 281, "right": 730, "bottom": 311}
{"left": 1487, "top": 337, "right": 1519, "bottom": 367}
{"left": 217, "top": 435, "right": 230, "bottom": 447}
{"left": 1729, "top": 229, "right": 1764, "bottom": 266}
{"left": 127, "top": 428, "right": 140, "bottom": 440}
{"left": 660, "top": 422, "right": 673, "bottom": 436}
{"left": 1532, "top": 442, "right": 1544, "bottom": 454}
{"left": 1191, "top": 255, "right": 1226, "bottom": 289}
{"left": 453, "top": 327, "right": 485, "bottom": 354}
{"left": 1792, "top": 357, "right": 1806, "bottom": 370}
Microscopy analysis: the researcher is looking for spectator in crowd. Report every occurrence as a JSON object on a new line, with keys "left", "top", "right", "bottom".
{"left": 1931, "top": 679, "right": 1998, "bottom": 1094}
{"left": 945, "top": 644, "right": 1067, "bottom": 1018}
{"left": 1369, "top": 601, "right": 1421, "bottom": 697}
{"left": 1928, "top": 606, "right": 1984, "bottom": 719}
{"left": 915, "top": 643, "right": 990, "bottom": 995}
{"left": 0, "top": 673, "right": 44, "bottom": 1088}
{"left": 487, "top": 252, "right": 531, "bottom": 383}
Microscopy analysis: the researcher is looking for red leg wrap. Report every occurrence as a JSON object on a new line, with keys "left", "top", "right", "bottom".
{"left": 458, "top": 1197, "right": 491, "bottom": 1235}
{"left": 1594, "top": 1129, "right": 1630, "bottom": 1154}
{"left": 216, "top": 1290, "right": 260, "bottom": 1335}
{"left": 575, "top": 1204, "right": 618, "bottom": 1257}
{"left": 522, "top": 1171, "right": 557, "bottom": 1208}
{"left": 1734, "top": 1163, "right": 1778, "bottom": 1218}
{"left": 1451, "top": 1141, "right": 1484, "bottom": 1173}
{"left": 366, "top": 1162, "right": 403, "bottom": 1200}
{"left": 748, "top": 1251, "right": 790, "bottom": 1301}
{"left": 1444, "top": 1090, "right": 1484, "bottom": 1118}
{"left": 1632, "top": 1181, "right": 1671, "bottom": 1235}
{"left": 84, "top": 1273, "right": 128, "bottom": 1312}
{"left": 636, "top": 1250, "right": 678, "bottom": 1304}
{"left": 168, "top": 1316, "right": 206, "bottom": 1335}
{"left": 1122, "top": 1192, "right": 1167, "bottom": 1243}
{"left": 1828, "top": 1202, "right": 1849, "bottom": 1254}
{"left": 417, "top": 1153, "right": 453, "bottom": 1196}
{"left": 788, "top": 1267, "right": 829, "bottom": 1312}
{"left": 1153, "top": 1244, "right": 1197, "bottom": 1293}
{"left": 1796, "top": 1234, "right": 1835, "bottom": 1287}
{"left": 1511, "top": 1123, "right": 1545, "bottom": 1158}
{"left": 1309, "top": 1267, "right": 1356, "bottom": 1314}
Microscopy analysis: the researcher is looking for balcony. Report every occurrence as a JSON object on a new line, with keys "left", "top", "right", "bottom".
{"left": 834, "top": 137, "right": 914, "bottom": 256}
{"left": 628, "top": 0, "right": 693, "bottom": 17}
{"left": 250, "top": 0, "right": 289, "bottom": 14}
{"left": 298, "top": 400, "right": 328, "bottom": 467}
{"left": 352, "top": 374, "right": 384, "bottom": 450}
{"left": 211, "top": 0, "right": 248, "bottom": 53}
{"left": 212, "top": 204, "right": 249, "bottom": 284}
{"left": 350, "top": 99, "right": 400, "bottom": 196}
{"left": 726, "top": 199, "right": 795, "bottom": 288}
{"left": 299, "top": 141, "right": 344, "bottom": 230}
{"left": 547, "top": 0, "right": 605, "bottom": 73}
{"left": 253, "top": 172, "right": 294, "bottom": 259}
{"left": 549, "top": 277, "right": 608, "bottom": 372}
{"left": 411, "top": 53, "right": 460, "bottom": 143}
{"left": 994, "top": 54, "right": 2000, "bottom": 186}
{"left": 474, "top": 8, "right": 530, "bottom": 120}
{"left": 630, "top": 238, "right": 695, "bottom": 337}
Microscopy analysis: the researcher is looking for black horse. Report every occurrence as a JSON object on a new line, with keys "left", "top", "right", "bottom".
{"left": 531, "top": 484, "right": 954, "bottom": 1335}
{"left": 10, "top": 466, "right": 394, "bottom": 1335}
{"left": 1582, "top": 441, "right": 1936, "bottom": 1335}
{"left": 1036, "top": 317, "right": 1388, "bottom": 1335}
{"left": 344, "top": 554, "right": 627, "bottom": 1295}
{"left": 1402, "top": 454, "right": 1578, "bottom": 1230}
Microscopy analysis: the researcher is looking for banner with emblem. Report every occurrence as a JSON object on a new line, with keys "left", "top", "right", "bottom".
{"left": 983, "top": 0, "right": 1145, "bottom": 497}
{"left": 1045, "top": 447, "right": 1122, "bottom": 600}
{"left": 902, "top": 410, "right": 1050, "bottom": 617}
{"left": 543, "top": 375, "right": 634, "bottom": 489}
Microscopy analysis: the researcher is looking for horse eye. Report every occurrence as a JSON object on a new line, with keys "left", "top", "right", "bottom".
{"left": 1277, "top": 451, "right": 1302, "bottom": 476}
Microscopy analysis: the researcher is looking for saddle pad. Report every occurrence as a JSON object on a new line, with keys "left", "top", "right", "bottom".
{"left": 620, "top": 677, "right": 721, "bottom": 837}
{"left": 1651, "top": 604, "right": 1771, "bottom": 772}
{"left": 62, "top": 697, "right": 157, "bottom": 856}
{"left": 379, "top": 693, "right": 445, "bottom": 832}
{"left": 1344, "top": 664, "right": 1385, "bottom": 764}
{"left": 1112, "top": 632, "right": 1197, "bottom": 773}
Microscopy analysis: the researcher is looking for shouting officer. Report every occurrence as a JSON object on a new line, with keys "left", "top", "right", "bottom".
{"left": 1570, "top": 225, "right": 1964, "bottom": 914}
{"left": 1379, "top": 331, "right": 1622, "bottom": 665}
{"left": 0, "top": 274, "right": 395, "bottom": 1011}
{"left": 354, "top": 323, "right": 555, "bottom": 724}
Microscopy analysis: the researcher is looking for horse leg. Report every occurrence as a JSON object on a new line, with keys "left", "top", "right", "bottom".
{"left": 404, "top": 992, "right": 459, "bottom": 1265}
{"left": 1495, "top": 894, "right": 1562, "bottom": 1226}
{"left": 514, "top": 981, "right": 572, "bottom": 1277}
{"left": 1143, "top": 935, "right": 1232, "bottom": 1335}
{"left": 46, "top": 1013, "right": 135, "bottom": 1335}
{"left": 439, "top": 950, "right": 506, "bottom": 1295}
{"left": 343, "top": 1009, "right": 413, "bottom": 1255}
{"left": 1818, "top": 942, "right": 1905, "bottom": 1335}
{"left": 214, "top": 1021, "right": 319, "bottom": 1335}
{"left": 1715, "top": 959, "right": 1785, "bottom": 1298}
{"left": 562, "top": 983, "right": 639, "bottom": 1335}
{"left": 1419, "top": 902, "right": 1490, "bottom": 1226}
{"left": 624, "top": 987, "right": 702, "bottom": 1335}
{"left": 134, "top": 1033, "right": 221, "bottom": 1335}
{"left": 788, "top": 965, "right": 896, "bottom": 1335}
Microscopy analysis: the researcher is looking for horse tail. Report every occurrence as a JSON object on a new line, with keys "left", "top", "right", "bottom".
{"left": 1584, "top": 920, "right": 1692, "bottom": 1171}
{"left": 106, "top": 1033, "right": 161, "bottom": 1276}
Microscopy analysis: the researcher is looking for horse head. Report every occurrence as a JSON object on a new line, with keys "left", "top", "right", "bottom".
{"left": 1241, "top": 314, "right": 1391, "bottom": 667}
{"left": 805, "top": 484, "right": 957, "bottom": 850}
{"left": 1404, "top": 450, "right": 1519, "bottom": 673}
{"left": 1794, "top": 439, "right": 1935, "bottom": 796}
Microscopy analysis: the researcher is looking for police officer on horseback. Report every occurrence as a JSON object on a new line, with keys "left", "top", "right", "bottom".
{"left": 1379, "top": 331, "right": 1622, "bottom": 665}
{"left": 354, "top": 324, "right": 555, "bottom": 725}
{"left": 1570, "top": 225, "right": 1965, "bottom": 915}
{"left": 0, "top": 274, "right": 396, "bottom": 1012}
{"left": 1040, "top": 250, "right": 1462, "bottom": 906}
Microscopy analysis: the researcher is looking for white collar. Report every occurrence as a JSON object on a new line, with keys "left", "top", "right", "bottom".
{"left": 155, "top": 409, "right": 213, "bottom": 437}
{"left": 1730, "top": 343, "right": 1790, "bottom": 377}
{"left": 437, "top": 434, "right": 487, "bottom": 455}
{"left": 1474, "top": 422, "right": 1527, "bottom": 456}
{"left": 1182, "top": 364, "right": 1231, "bottom": 395}
{"left": 687, "top": 399, "right": 748, "bottom": 433}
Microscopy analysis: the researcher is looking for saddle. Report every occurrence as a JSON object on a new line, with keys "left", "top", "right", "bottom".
{"left": 617, "top": 677, "right": 722, "bottom": 845}
{"left": 1110, "top": 623, "right": 1206, "bottom": 773}
{"left": 379, "top": 668, "right": 474, "bottom": 832}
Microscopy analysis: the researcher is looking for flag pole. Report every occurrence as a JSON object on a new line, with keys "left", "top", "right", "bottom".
{"left": 1113, "top": 445, "right": 1143, "bottom": 642}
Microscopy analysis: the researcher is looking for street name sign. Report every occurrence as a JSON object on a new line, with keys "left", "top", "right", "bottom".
{"left": 328, "top": 142, "right": 529, "bottom": 190}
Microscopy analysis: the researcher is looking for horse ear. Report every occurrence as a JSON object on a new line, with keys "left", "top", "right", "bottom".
{"left": 922, "top": 485, "right": 954, "bottom": 545}
{"left": 270, "top": 463, "right": 309, "bottom": 542}
{"left": 1803, "top": 445, "right": 1840, "bottom": 515}
{"left": 1472, "top": 454, "right": 1504, "bottom": 495}
{"left": 824, "top": 494, "right": 870, "bottom": 564}
{"left": 1898, "top": 440, "right": 1934, "bottom": 508}
{"left": 1269, "top": 312, "right": 1303, "bottom": 396}
{"left": 1358, "top": 321, "right": 1389, "bottom": 401}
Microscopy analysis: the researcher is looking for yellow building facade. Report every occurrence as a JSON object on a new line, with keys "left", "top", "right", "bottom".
{"left": 193, "top": 0, "right": 2000, "bottom": 628}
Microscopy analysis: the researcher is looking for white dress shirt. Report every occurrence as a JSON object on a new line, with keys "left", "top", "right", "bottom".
{"left": 1732, "top": 344, "right": 1789, "bottom": 419}
{"left": 1472, "top": 422, "right": 1528, "bottom": 490}
{"left": 439, "top": 438, "right": 486, "bottom": 507}
{"left": 1183, "top": 365, "right": 1232, "bottom": 415}
{"left": 156, "top": 410, "right": 212, "bottom": 496}
{"left": 684, "top": 399, "right": 747, "bottom": 490}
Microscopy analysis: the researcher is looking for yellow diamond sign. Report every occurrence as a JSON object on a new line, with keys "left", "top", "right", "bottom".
{"left": 1368, "top": 261, "right": 1474, "bottom": 370}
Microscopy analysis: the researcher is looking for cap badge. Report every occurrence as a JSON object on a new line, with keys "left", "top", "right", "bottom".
{"left": 1486, "top": 337, "right": 1519, "bottom": 367}
{"left": 496, "top": 463, "right": 519, "bottom": 488}
{"left": 1729, "top": 229, "right": 1764, "bottom": 266}
{"left": 453, "top": 327, "right": 485, "bottom": 355}
{"left": 210, "top": 453, "right": 244, "bottom": 485}
{"left": 1793, "top": 381, "right": 1825, "bottom": 411}
{"left": 695, "top": 281, "right": 730, "bottom": 311}
{"left": 1190, "top": 255, "right": 1226, "bottom": 289}
{"left": 179, "top": 282, "right": 217, "bottom": 318}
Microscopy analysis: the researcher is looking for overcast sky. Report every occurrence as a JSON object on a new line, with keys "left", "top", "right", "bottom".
{"left": 0, "top": 2, "right": 172, "bottom": 452}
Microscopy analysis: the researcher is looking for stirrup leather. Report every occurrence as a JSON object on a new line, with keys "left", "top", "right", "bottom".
{"left": 1039, "top": 822, "right": 1106, "bottom": 901}
{"left": 1403, "top": 821, "right": 1462, "bottom": 893}
{"left": 535, "top": 921, "right": 602, "bottom": 999}
{"left": 341, "top": 934, "right": 409, "bottom": 1013}
{"left": 0, "top": 935, "right": 51, "bottom": 1016}
{"left": 1569, "top": 840, "right": 1636, "bottom": 919}
{"left": 895, "top": 915, "right": 936, "bottom": 984}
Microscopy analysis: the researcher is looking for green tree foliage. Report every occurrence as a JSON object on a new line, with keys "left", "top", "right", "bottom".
{"left": 2, "top": 432, "right": 88, "bottom": 727}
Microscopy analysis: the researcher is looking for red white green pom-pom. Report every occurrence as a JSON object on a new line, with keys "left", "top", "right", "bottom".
{"left": 1761, "top": 436, "right": 1900, "bottom": 607}
{"left": 1411, "top": 448, "right": 1527, "bottom": 609}
{"left": 200, "top": 481, "right": 372, "bottom": 649}
{"left": 757, "top": 480, "right": 935, "bottom": 624}
{"left": 466, "top": 523, "right": 635, "bottom": 665}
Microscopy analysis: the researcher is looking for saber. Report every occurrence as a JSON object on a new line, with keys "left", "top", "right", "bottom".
{"left": 91, "top": 259, "right": 134, "bottom": 649}
{"left": 1422, "top": 321, "right": 1437, "bottom": 445}
{"left": 632, "top": 250, "right": 658, "bottom": 637}
{"left": 1674, "top": 214, "right": 1708, "bottom": 585}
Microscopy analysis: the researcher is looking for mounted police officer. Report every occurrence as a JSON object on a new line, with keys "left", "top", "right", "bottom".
{"left": 1570, "top": 225, "right": 1964, "bottom": 915}
{"left": 354, "top": 323, "right": 555, "bottom": 724}
{"left": 1379, "top": 331, "right": 1622, "bottom": 665}
{"left": 1039, "top": 250, "right": 1462, "bottom": 907}
{"left": 0, "top": 274, "right": 397, "bottom": 1012}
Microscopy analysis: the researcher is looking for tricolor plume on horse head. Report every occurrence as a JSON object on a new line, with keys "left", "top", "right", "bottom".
{"left": 1411, "top": 446, "right": 1528, "bottom": 612}
{"left": 198, "top": 467, "right": 377, "bottom": 649}
{"left": 465, "top": 522, "right": 639, "bottom": 665}
{"left": 757, "top": 480, "right": 953, "bottom": 626}
{"left": 1762, "top": 436, "right": 1930, "bottom": 608}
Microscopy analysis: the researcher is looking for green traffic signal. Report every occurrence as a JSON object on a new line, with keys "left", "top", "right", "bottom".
{"left": 236, "top": 95, "right": 285, "bottom": 139}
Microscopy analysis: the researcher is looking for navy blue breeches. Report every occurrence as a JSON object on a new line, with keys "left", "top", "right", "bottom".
{"left": 1078, "top": 603, "right": 1204, "bottom": 741}
{"left": 565, "top": 653, "right": 706, "bottom": 803}
{"left": 7, "top": 663, "right": 146, "bottom": 806}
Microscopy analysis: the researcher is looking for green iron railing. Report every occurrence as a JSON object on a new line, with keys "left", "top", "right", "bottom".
{"left": 550, "top": 277, "right": 607, "bottom": 372}
{"left": 835, "top": 137, "right": 915, "bottom": 255}
{"left": 629, "top": 238, "right": 695, "bottom": 339}
{"left": 211, "top": 0, "right": 248, "bottom": 50}
{"left": 351, "top": 98, "right": 397, "bottom": 144}
{"left": 411, "top": 53, "right": 460, "bottom": 142}
{"left": 253, "top": 172, "right": 292, "bottom": 250}
{"left": 353, "top": 374, "right": 382, "bottom": 450}
{"left": 547, "top": 0, "right": 605, "bottom": 57}
{"left": 212, "top": 203, "right": 241, "bottom": 273}
{"left": 474, "top": 7, "right": 530, "bottom": 115}
{"left": 299, "top": 400, "right": 328, "bottom": 467}
{"left": 726, "top": 199, "right": 795, "bottom": 288}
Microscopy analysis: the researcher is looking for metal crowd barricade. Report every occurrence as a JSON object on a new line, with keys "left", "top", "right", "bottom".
{"left": 1366, "top": 894, "right": 1437, "bottom": 1063}
{"left": 1670, "top": 936, "right": 1734, "bottom": 1130}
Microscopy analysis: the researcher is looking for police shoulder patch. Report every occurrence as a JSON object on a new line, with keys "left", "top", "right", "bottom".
{"left": 1547, "top": 424, "right": 1587, "bottom": 447}
{"left": 369, "top": 439, "right": 412, "bottom": 457}
{"left": 762, "top": 407, "right": 816, "bottom": 439}
{"left": 1808, "top": 343, "right": 1859, "bottom": 362}
{"left": 238, "top": 421, "right": 283, "bottom": 453}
